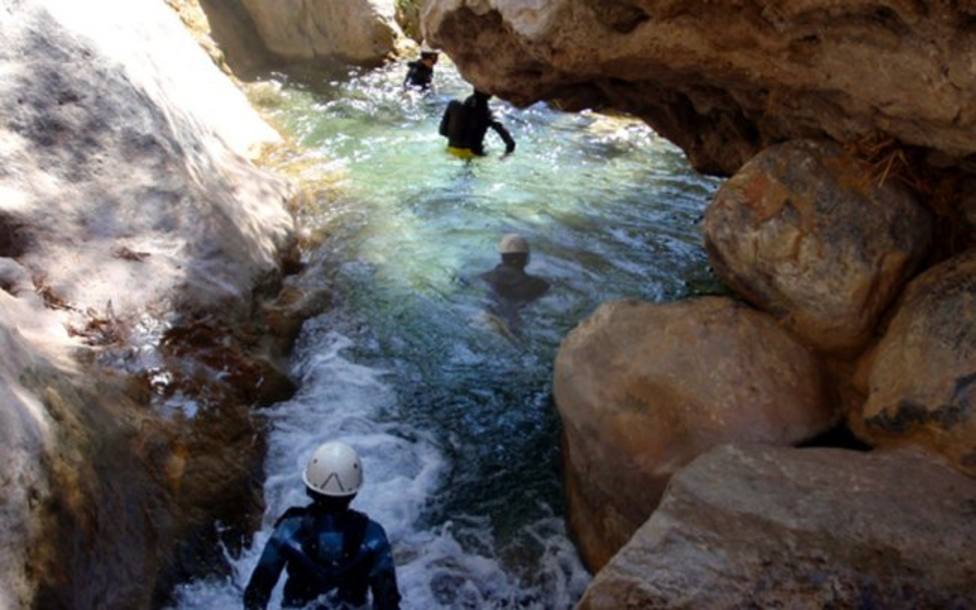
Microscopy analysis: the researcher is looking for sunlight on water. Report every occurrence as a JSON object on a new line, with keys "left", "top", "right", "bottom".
{"left": 171, "top": 59, "right": 720, "bottom": 610}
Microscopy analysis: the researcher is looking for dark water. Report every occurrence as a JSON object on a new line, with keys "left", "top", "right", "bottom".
{"left": 172, "top": 60, "right": 719, "bottom": 610}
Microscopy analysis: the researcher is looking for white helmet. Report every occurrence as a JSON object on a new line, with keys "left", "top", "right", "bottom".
{"left": 303, "top": 442, "right": 363, "bottom": 497}
{"left": 498, "top": 234, "right": 530, "bottom": 255}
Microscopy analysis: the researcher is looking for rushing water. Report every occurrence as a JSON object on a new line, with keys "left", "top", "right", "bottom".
{"left": 171, "top": 60, "right": 719, "bottom": 609}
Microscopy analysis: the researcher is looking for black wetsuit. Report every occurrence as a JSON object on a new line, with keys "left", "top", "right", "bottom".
{"left": 243, "top": 504, "right": 400, "bottom": 610}
{"left": 439, "top": 96, "right": 516, "bottom": 156}
{"left": 404, "top": 61, "right": 433, "bottom": 90}
{"left": 479, "top": 263, "right": 549, "bottom": 333}
{"left": 480, "top": 264, "right": 549, "bottom": 303}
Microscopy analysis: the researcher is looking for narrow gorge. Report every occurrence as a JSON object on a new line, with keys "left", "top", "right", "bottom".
{"left": 1, "top": 1, "right": 974, "bottom": 609}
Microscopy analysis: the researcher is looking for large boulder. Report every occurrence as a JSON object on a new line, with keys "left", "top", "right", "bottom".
{"left": 240, "top": 0, "right": 410, "bottom": 65}
{"left": 424, "top": 1, "right": 976, "bottom": 176}
{"left": 578, "top": 445, "right": 976, "bottom": 610}
{"left": 0, "top": 0, "right": 295, "bottom": 606}
{"left": 704, "top": 140, "right": 932, "bottom": 355}
{"left": 554, "top": 297, "right": 834, "bottom": 571}
{"left": 857, "top": 249, "right": 976, "bottom": 475}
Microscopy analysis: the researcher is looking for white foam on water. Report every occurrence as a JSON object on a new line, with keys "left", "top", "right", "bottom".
{"left": 170, "top": 326, "right": 588, "bottom": 610}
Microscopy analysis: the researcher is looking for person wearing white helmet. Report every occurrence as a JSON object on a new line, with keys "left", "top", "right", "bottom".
{"left": 243, "top": 442, "right": 400, "bottom": 610}
{"left": 478, "top": 233, "right": 550, "bottom": 332}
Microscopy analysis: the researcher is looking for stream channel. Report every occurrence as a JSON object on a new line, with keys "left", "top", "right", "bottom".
{"left": 171, "top": 60, "right": 719, "bottom": 610}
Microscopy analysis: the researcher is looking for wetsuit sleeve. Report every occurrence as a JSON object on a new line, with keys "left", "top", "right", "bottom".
{"left": 367, "top": 526, "right": 401, "bottom": 610}
{"left": 490, "top": 121, "right": 516, "bottom": 154}
{"left": 243, "top": 521, "right": 292, "bottom": 610}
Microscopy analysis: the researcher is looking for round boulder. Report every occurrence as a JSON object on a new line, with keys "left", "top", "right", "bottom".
{"left": 704, "top": 140, "right": 932, "bottom": 355}
{"left": 858, "top": 249, "right": 976, "bottom": 474}
{"left": 554, "top": 297, "right": 835, "bottom": 570}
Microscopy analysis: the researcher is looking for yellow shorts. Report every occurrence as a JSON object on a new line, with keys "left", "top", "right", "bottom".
{"left": 447, "top": 147, "right": 476, "bottom": 160}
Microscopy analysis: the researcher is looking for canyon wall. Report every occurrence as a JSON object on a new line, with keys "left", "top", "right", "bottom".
{"left": 0, "top": 0, "right": 301, "bottom": 606}
{"left": 424, "top": 0, "right": 976, "bottom": 176}
{"left": 238, "top": 0, "right": 413, "bottom": 65}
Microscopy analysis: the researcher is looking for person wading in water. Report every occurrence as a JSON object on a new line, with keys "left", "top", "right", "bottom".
{"left": 479, "top": 233, "right": 549, "bottom": 335}
{"left": 244, "top": 442, "right": 401, "bottom": 610}
{"left": 403, "top": 49, "right": 439, "bottom": 91}
{"left": 439, "top": 88, "right": 516, "bottom": 159}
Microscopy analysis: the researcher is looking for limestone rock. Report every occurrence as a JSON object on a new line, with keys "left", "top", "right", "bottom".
{"left": 858, "top": 250, "right": 976, "bottom": 475}
{"left": 240, "top": 0, "right": 409, "bottom": 65}
{"left": 424, "top": 1, "right": 976, "bottom": 175}
{"left": 0, "top": 0, "right": 295, "bottom": 606}
{"left": 0, "top": 261, "right": 74, "bottom": 610}
{"left": 395, "top": 0, "right": 425, "bottom": 43}
{"left": 554, "top": 297, "right": 834, "bottom": 571}
{"left": 577, "top": 445, "right": 976, "bottom": 610}
{"left": 704, "top": 140, "right": 932, "bottom": 355}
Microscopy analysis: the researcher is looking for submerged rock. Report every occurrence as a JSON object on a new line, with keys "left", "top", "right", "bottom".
{"left": 424, "top": 1, "right": 976, "bottom": 176}
{"left": 240, "top": 0, "right": 410, "bottom": 65}
{"left": 704, "top": 140, "right": 932, "bottom": 355}
{"left": 857, "top": 249, "right": 976, "bottom": 475}
{"left": 554, "top": 297, "right": 834, "bottom": 571}
{"left": 577, "top": 445, "right": 976, "bottom": 610}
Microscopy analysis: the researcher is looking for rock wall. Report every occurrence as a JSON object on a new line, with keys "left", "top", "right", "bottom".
{"left": 167, "top": 0, "right": 275, "bottom": 78}
{"left": 424, "top": 0, "right": 976, "bottom": 176}
{"left": 239, "top": 0, "right": 413, "bottom": 65}
{"left": 0, "top": 0, "right": 301, "bottom": 606}
{"left": 395, "top": 0, "right": 426, "bottom": 43}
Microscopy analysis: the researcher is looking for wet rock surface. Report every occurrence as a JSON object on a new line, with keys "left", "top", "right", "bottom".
{"left": 858, "top": 249, "right": 976, "bottom": 475}
{"left": 424, "top": 1, "right": 976, "bottom": 176}
{"left": 577, "top": 445, "right": 976, "bottom": 610}
{"left": 705, "top": 140, "right": 932, "bottom": 355}
{"left": 239, "top": 0, "right": 410, "bottom": 65}
{"left": 0, "top": 0, "right": 305, "bottom": 607}
{"left": 554, "top": 297, "right": 834, "bottom": 571}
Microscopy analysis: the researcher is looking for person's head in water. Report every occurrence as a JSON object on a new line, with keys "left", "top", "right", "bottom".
{"left": 420, "top": 49, "right": 439, "bottom": 68}
{"left": 498, "top": 233, "right": 530, "bottom": 270}
{"left": 303, "top": 441, "right": 362, "bottom": 512}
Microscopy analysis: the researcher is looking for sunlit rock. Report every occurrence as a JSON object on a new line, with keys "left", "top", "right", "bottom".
{"left": 554, "top": 297, "right": 834, "bottom": 571}
{"left": 424, "top": 0, "right": 976, "bottom": 176}
{"left": 857, "top": 249, "right": 976, "bottom": 475}
{"left": 577, "top": 445, "right": 976, "bottom": 609}
{"left": 704, "top": 140, "right": 932, "bottom": 355}
{"left": 240, "top": 0, "right": 411, "bottom": 65}
{"left": 0, "top": 0, "right": 296, "bottom": 605}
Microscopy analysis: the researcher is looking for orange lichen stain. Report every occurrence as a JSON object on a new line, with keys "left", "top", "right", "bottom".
{"left": 816, "top": 153, "right": 874, "bottom": 205}
{"left": 735, "top": 172, "right": 793, "bottom": 222}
